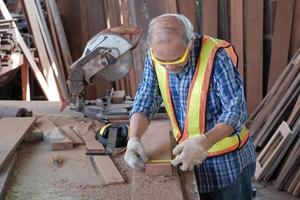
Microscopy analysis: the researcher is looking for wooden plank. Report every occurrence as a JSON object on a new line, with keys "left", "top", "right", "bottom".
{"left": 263, "top": 118, "right": 300, "bottom": 181}
{"left": 201, "top": 0, "right": 218, "bottom": 37}
{"left": 230, "top": 0, "right": 244, "bottom": 78}
{"left": 132, "top": 120, "right": 184, "bottom": 200}
{"left": 43, "top": 127, "right": 73, "bottom": 151}
{"left": 287, "top": 167, "right": 300, "bottom": 193}
{"left": 120, "top": 0, "right": 137, "bottom": 97}
{"left": 164, "top": 0, "right": 177, "bottom": 13}
{"left": 0, "top": 117, "right": 36, "bottom": 171}
{"left": 245, "top": 0, "right": 264, "bottom": 113}
{"left": 292, "top": 172, "right": 300, "bottom": 196}
{"left": 250, "top": 50, "right": 300, "bottom": 138}
{"left": 275, "top": 127, "right": 300, "bottom": 189}
{"left": 218, "top": 0, "right": 230, "bottom": 40}
{"left": 0, "top": 0, "right": 55, "bottom": 101}
{"left": 255, "top": 121, "right": 291, "bottom": 181}
{"left": 268, "top": 0, "right": 295, "bottom": 91}
{"left": 46, "top": 0, "right": 73, "bottom": 68}
{"left": 23, "top": 0, "right": 60, "bottom": 101}
{"left": 76, "top": 122, "right": 125, "bottom": 185}
{"left": 21, "top": 59, "right": 30, "bottom": 101}
{"left": 44, "top": 0, "right": 64, "bottom": 73}
{"left": 254, "top": 71, "right": 300, "bottom": 147}
{"left": 0, "top": 153, "right": 17, "bottom": 200}
{"left": 127, "top": 0, "right": 144, "bottom": 94}
{"left": 60, "top": 125, "right": 84, "bottom": 145}
{"left": 287, "top": 95, "right": 300, "bottom": 127}
{"left": 34, "top": 0, "right": 68, "bottom": 99}
{"left": 289, "top": 0, "right": 300, "bottom": 60}
{"left": 35, "top": 117, "right": 57, "bottom": 134}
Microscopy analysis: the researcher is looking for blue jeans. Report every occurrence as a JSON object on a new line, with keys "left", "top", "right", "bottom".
{"left": 199, "top": 163, "right": 256, "bottom": 200}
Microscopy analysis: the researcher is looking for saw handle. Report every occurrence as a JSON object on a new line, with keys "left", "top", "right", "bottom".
{"left": 105, "top": 26, "right": 143, "bottom": 50}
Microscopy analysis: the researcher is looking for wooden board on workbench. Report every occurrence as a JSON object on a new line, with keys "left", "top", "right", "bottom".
{"left": 131, "top": 120, "right": 184, "bottom": 200}
{"left": 0, "top": 117, "right": 36, "bottom": 171}
{"left": 74, "top": 122, "right": 125, "bottom": 185}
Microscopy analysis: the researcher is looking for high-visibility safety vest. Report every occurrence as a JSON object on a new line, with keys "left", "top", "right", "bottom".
{"left": 154, "top": 35, "right": 249, "bottom": 157}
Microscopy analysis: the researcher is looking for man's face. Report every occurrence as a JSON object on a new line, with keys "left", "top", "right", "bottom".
{"left": 151, "top": 37, "right": 191, "bottom": 74}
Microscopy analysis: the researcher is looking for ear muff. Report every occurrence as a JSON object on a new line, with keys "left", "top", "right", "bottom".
{"left": 95, "top": 124, "right": 128, "bottom": 148}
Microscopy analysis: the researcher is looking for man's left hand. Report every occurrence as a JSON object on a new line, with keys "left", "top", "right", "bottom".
{"left": 171, "top": 134, "right": 213, "bottom": 171}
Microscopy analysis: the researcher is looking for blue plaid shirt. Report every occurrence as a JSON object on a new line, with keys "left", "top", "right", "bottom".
{"left": 131, "top": 34, "right": 256, "bottom": 193}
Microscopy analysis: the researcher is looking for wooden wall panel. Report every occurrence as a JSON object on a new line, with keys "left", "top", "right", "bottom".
{"left": 245, "top": 0, "right": 264, "bottom": 113}
{"left": 230, "top": 0, "right": 244, "bottom": 79}
{"left": 268, "top": 0, "right": 295, "bottom": 91}
{"left": 201, "top": 0, "right": 218, "bottom": 37}
{"left": 177, "top": 0, "right": 199, "bottom": 33}
{"left": 56, "top": 0, "right": 82, "bottom": 60}
{"left": 289, "top": 0, "right": 300, "bottom": 60}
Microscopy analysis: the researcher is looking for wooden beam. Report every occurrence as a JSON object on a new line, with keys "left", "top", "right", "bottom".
{"left": 255, "top": 121, "right": 291, "bottom": 181}
{"left": 201, "top": 0, "right": 218, "bottom": 37}
{"left": 21, "top": 59, "right": 30, "bottom": 101}
{"left": 0, "top": 0, "right": 55, "bottom": 101}
{"left": 46, "top": 0, "right": 73, "bottom": 68}
{"left": 268, "top": 0, "right": 295, "bottom": 91}
{"left": 23, "top": 0, "right": 60, "bottom": 101}
{"left": 275, "top": 133, "right": 300, "bottom": 189}
{"left": 164, "top": 0, "right": 177, "bottom": 13}
{"left": 249, "top": 49, "right": 300, "bottom": 138}
{"left": 245, "top": 0, "right": 264, "bottom": 113}
{"left": 34, "top": 0, "right": 68, "bottom": 99}
{"left": 230, "top": 0, "right": 244, "bottom": 79}
{"left": 289, "top": 0, "right": 300, "bottom": 59}
{"left": 44, "top": 0, "right": 64, "bottom": 74}
{"left": 254, "top": 71, "right": 300, "bottom": 148}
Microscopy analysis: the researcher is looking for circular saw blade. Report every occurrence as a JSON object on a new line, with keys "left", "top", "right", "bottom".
{"left": 96, "top": 51, "right": 132, "bottom": 81}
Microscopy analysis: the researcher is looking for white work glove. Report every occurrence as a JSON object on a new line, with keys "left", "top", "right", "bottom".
{"left": 171, "top": 134, "right": 213, "bottom": 171}
{"left": 124, "top": 137, "right": 148, "bottom": 170}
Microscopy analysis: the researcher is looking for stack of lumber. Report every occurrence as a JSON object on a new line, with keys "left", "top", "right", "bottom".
{"left": 0, "top": 19, "right": 23, "bottom": 75}
{"left": 0, "top": 0, "right": 73, "bottom": 101}
{"left": 249, "top": 49, "right": 300, "bottom": 197}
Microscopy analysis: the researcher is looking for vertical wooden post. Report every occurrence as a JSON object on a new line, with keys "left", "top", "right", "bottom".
{"left": 245, "top": 0, "right": 264, "bottom": 113}
{"left": 230, "top": 0, "right": 244, "bottom": 79}
{"left": 201, "top": 0, "right": 218, "bottom": 37}
{"left": 21, "top": 59, "right": 30, "bottom": 101}
{"left": 268, "top": 0, "right": 295, "bottom": 91}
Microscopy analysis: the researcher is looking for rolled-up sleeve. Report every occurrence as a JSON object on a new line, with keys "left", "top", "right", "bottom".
{"left": 213, "top": 49, "right": 248, "bottom": 133}
{"left": 130, "top": 52, "right": 163, "bottom": 119}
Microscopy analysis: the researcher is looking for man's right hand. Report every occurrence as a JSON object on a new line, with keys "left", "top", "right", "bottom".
{"left": 124, "top": 137, "right": 148, "bottom": 170}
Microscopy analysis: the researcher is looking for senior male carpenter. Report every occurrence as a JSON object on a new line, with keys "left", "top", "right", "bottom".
{"left": 124, "top": 14, "right": 256, "bottom": 200}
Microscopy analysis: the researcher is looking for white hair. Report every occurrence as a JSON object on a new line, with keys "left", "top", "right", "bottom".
{"left": 147, "top": 14, "right": 194, "bottom": 47}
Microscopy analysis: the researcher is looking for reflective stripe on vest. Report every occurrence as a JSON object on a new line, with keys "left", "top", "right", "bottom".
{"left": 154, "top": 35, "right": 248, "bottom": 157}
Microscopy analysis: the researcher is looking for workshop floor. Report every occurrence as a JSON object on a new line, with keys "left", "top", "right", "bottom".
{"left": 5, "top": 142, "right": 131, "bottom": 200}
{"left": 4, "top": 141, "right": 299, "bottom": 200}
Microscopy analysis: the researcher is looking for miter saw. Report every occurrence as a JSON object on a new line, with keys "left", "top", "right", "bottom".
{"left": 61, "top": 26, "right": 142, "bottom": 120}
